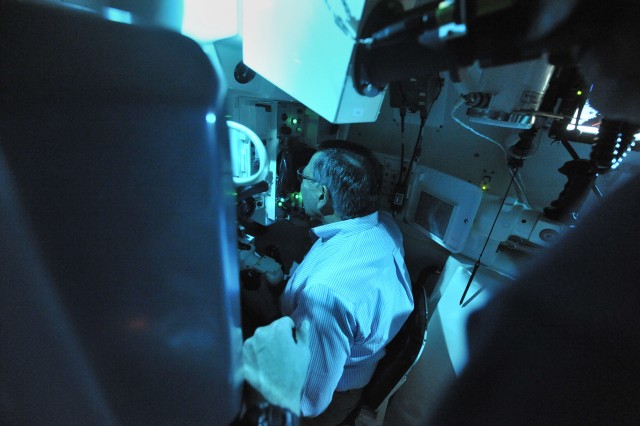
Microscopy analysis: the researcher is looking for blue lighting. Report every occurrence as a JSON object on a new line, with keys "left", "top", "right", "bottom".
{"left": 182, "top": 0, "right": 238, "bottom": 42}
{"left": 206, "top": 112, "right": 217, "bottom": 124}
{"left": 104, "top": 7, "right": 132, "bottom": 24}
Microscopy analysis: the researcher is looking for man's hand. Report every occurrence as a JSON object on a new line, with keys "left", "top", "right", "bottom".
{"left": 242, "top": 316, "right": 311, "bottom": 415}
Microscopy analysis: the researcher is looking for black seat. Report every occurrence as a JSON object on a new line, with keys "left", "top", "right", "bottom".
{"left": 0, "top": 1, "right": 241, "bottom": 424}
{"left": 355, "top": 277, "right": 430, "bottom": 425}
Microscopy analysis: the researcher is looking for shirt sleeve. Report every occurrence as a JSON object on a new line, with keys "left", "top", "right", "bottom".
{"left": 289, "top": 283, "right": 355, "bottom": 417}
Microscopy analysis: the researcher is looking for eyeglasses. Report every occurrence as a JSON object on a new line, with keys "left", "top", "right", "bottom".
{"left": 297, "top": 167, "right": 317, "bottom": 183}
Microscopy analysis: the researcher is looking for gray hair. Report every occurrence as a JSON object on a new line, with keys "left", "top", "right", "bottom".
{"left": 311, "top": 142, "right": 380, "bottom": 219}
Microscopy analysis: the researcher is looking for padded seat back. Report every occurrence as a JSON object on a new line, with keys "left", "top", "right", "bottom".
{"left": 362, "top": 281, "right": 429, "bottom": 411}
{"left": 0, "top": 1, "right": 241, "bottom": 424}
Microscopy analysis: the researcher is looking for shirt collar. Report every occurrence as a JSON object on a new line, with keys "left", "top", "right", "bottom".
{"left": 311, "top": 211, "right": 379, "bottom": 242}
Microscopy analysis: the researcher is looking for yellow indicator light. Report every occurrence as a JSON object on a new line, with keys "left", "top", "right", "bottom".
{"left": 480, "top": 175, "right": 491, "bottom": 191}
{"left": 577, "top": 90, "right": 583, "bottom": 96}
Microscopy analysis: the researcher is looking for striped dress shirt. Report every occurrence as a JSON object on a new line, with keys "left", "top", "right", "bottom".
{"left": 281, "top": 211, "right": 413, "bottom": 417}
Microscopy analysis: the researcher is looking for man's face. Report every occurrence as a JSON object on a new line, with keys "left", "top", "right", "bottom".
{"left": 300, "top": 153, "right": 323, "bottom": 220}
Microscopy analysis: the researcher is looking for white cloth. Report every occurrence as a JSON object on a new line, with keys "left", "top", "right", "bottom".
{"left": 281, "top": 211, "right": 413, "bottom": 416}
{"left": 243, "top": 317, "right": 311, "bottom": 415}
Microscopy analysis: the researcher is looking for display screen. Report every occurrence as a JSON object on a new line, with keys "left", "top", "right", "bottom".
{"left": 568, "top": 100, "right": 601, "bottom": 134}
{"left": 414, "top": 191, "right": 453, "bottom": 240}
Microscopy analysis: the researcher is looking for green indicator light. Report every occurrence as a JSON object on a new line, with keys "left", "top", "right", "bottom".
{"left": 296, "top": 127, "right": 302, "bottom": 133}
{"left": 277, "top": 202, "right": 283, "bottom": 207}
{"left": 291, "top": 118, "right": 298, "bottom": 125}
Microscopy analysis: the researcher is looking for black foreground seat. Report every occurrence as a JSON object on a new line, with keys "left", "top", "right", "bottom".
{"left": 0, "top": 1, "right": 241, "bottom": 424}
{"left": 353, "top": 278, "right": 429, "bottom": 425}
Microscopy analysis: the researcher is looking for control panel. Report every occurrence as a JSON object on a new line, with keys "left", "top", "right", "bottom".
{"left": 374, "top": 152, "right": 406, "bottom": 210}
{"left": 229, "top": 96, "right": 319, "bottom": 226}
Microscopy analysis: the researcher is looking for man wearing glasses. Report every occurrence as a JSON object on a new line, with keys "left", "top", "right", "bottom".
{"left": 281, "top": 141, "right": 413, "bottom": 424}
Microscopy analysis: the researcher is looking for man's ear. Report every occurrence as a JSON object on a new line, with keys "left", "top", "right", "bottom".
{"left": 317, "top": 185, "right": 333, "bottom": 213}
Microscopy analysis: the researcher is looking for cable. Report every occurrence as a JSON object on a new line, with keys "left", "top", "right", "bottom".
{"left": 391, "top": 79, "right": 443, "bottom": 215}
{"left": 460, "top": 166, "right": 518, "bottom": 305}
{"left": 391, "top": 113, "right": 427, "bottom": 215}
{"left": 510, "top": 168, "right": 531, "bottom": 207}
{"left": 403, "top": 111, "right": 428, "bottom": 186}
{"left": 404, "top": 79, "right": 443, "bottom": 181}
{"left": 451, "top": 98, "right": 507, "bottom": 157}
{"left": 398, "top": 107, "right": 406, "bottom": 183}
{"left": 452, "top": 97, "right": 532, "bottom": 207}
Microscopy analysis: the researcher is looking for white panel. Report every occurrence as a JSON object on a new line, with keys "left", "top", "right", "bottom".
{"left": 429, "top": 255, "right": 510, "bottom": 374}
{"left": 213, "top": 36, "right": 295, "bottom": 102}
{"left": 182, "top": 0, "right": 239, "bottom": 42}
{"left": 403, "top": 165, "right": 483, "bottom": 253}
{"left": 242, "top": 0, "right": 385, "bottom": 123}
